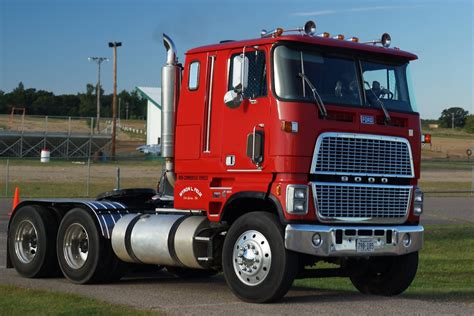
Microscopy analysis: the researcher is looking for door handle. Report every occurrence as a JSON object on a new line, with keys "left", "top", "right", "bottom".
{"left": 252, "top": 123, "right": 264, "bottom": 166}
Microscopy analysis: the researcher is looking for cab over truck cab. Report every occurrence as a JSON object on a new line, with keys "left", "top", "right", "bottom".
{"left": 7, "top": 21, "right": 424, "bottom": 303}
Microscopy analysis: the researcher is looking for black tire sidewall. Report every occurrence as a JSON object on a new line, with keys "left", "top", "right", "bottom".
{"left": 8, "top": 205, "right": 58, "bottom": 278}
{"left": 222, "top": 212, "right": 297, "bottom": 303}
{"left": 56, "top": 208, "right": 102, "bottom": 283}
{"left": 350, "top": 251, "right": 419, "bottom": 296}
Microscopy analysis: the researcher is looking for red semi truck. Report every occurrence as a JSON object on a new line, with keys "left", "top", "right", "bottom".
{"left": 7, "top": 21, "right": 424, "bottom": 303}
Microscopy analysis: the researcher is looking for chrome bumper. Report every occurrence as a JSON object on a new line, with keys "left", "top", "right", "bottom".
{"left": 285, "top": 224, "right": 423, "bottom": 257}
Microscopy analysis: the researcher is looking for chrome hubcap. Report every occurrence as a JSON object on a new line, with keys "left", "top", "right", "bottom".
{"left": 63, "top": 223, "right": 89, "bottom": 269}
{"left": 232, "top": 230, "right": 271, "bottom": 286}
{"left": 14, "top": 220, "right": 38, "bottom": 264}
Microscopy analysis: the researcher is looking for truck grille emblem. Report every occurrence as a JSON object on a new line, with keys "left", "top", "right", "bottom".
{"left": 361, "top": 115, "right": 375, "bottom": 124}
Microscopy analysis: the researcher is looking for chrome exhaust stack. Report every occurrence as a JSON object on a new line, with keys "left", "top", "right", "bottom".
{"left": 161, "top": 33, "right": 180, "bottom": 187}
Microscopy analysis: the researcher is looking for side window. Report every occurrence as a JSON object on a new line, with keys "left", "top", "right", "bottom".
{"left": 228, "top": 51, "right": 267, "bottom": 98}
{"left": 188, "top": 61, "right": 200, "bottom": 90}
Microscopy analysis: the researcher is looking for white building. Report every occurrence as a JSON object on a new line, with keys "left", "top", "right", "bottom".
{"left": 136, "top": 87, "right": 162, "bottom": 148}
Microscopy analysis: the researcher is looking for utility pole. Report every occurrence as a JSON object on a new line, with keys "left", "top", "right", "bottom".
{"left": 108, "top": 41, "right": 122, "bottom": 159}
{"left": 452, "top": 112, "right": 455, "bottom": 129}
{"left": 88, "top": 57, "right": 109, "bottom": 133}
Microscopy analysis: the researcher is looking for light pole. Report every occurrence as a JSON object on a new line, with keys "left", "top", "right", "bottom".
{"left": 108, "top": 42, "right": 122, "bottom": 160}
{"left": 88, "top": 57, "right": 109, "bottom": 133}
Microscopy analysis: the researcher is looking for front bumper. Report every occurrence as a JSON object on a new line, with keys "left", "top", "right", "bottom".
{"left": 285, "top": 224, "right": 423, "bottom": 257}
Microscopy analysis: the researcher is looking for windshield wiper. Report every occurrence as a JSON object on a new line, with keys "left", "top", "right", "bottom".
{"left": 298, "top": 73, "right": 328, "bottom": 118}
{"left": 364, "top": 82, "right": 391, "bottom": 124}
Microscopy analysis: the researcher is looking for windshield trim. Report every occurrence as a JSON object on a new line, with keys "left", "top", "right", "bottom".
{"left": 270, "top": 42, "right": 417, "bottom": 115}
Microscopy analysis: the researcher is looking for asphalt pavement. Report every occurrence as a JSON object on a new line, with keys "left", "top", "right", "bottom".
{"left": 0, "top": 197, "right": 473, "bottom": 314}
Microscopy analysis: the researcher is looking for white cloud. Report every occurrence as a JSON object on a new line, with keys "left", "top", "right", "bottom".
{"left": 292, "top": 5, "right": 421, "bottom": 17}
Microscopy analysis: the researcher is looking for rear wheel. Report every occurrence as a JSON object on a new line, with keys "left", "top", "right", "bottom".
{"left": 350, "top": 252, "right": 419, "bottom": 296}
{"left": 8, "top": 205, "right": 59, "bottom": 278}
{"left": 56, "top": 208, "right": 125, "bottom": 283}
{"left": 222, "top": 212, "right": 298, "bottom": 303}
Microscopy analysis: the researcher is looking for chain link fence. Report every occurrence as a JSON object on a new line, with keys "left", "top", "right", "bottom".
{"left": 0, "top": 157, "right": 163, "bottom": 198}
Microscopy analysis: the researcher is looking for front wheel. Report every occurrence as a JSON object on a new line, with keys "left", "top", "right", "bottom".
{"left": 350, "top": 252, "right": 419, "bottom": 296}
{"left": 222, "top": 212, "right": 298, "bottom": 303}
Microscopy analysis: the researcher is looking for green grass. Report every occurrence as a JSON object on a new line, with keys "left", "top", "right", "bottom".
{"left": 422, "top": 127, "right": 474, "bottom": 139}
{"left": 419, "top": 181, "right": 472, "bottom": 192}
{"left": 0, "top": 285, "right": 159, "bottom": 315}
{"left": 1, "top": 180, "right": 159, "bottom": 198}
{"left": 421, "top": 160, "right": 474, "bottom": 170}
{"left": 295, "top": 224, "right": 474, "bottom": 302}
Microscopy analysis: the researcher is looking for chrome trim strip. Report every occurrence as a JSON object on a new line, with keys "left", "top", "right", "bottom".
{"left": 204, "top": 55, "right": 216, "bottom": 153}
{"left": 310, "top": 132, "right": 415, "bottom": 178}
{"left": 227, "top": 169, "right": 262, "bottom": 172}
{"left": 285, "top": 224, "right": 423, "bottom": 257}
{"left": 311, "top": 182, "right": 413, "bottom": 224}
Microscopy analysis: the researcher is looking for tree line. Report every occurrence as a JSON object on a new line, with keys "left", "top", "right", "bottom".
{"left": 0, "top": 82, "right": 147, "bottom": 119}
{"left": 421, "top": 106, "right": 473, "bottom": 133}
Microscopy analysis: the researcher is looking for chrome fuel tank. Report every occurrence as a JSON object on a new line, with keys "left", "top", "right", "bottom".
{"left": 111, "top": 213, "right": 210, "bottom": 268}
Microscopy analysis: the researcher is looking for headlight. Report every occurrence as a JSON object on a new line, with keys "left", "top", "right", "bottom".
{"left": 286, "top": 185, "right": 309, "bottom": 215}
{"left": 294, "top": 188, "right": 307, "bottom": 199}
{"left": 413, "top": 187, "right": 423, "bottom": 216}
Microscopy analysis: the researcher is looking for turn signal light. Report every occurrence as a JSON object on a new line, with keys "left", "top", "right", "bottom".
{"left": 422, "top": 134, "right": 431, "bottom": 144}
{"left": 281, "top": 121, "right": 298, "bottom": 133}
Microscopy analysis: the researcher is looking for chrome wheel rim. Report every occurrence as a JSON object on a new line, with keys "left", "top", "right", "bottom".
{"left": 232, "top": 230, "right": 272, "bottom": 286}
{"left": 63, "top": 223, "right": 89, "bottom": 269}
{"left": 14, "top": 220, "right": 38, "bottom": 264}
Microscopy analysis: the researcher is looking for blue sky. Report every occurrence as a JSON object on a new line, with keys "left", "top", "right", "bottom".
{"left": 0, "top": 0, "right": 472, "bottom": 119}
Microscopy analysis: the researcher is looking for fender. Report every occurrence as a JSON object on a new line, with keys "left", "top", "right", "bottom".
{"left": 220, "top": 191, "right": 287, "bottom": 225}
{"left": 8, "top": 199, "right": 141, "bottom": 239}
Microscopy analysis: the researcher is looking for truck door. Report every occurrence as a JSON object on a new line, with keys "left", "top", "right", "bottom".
{"left": 221, "top": 47, "right": 270, "bottom": 172}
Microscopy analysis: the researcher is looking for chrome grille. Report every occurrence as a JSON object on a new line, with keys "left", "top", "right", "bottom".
{"left": 312, "top": 133, "right": 413, "bottom": 177}
{"left": 313, "top": 183, "right": 411, "bottom": 223}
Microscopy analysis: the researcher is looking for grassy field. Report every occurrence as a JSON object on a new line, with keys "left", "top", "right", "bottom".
{"left": 295, "top": 224, "right": 474, "bottom": 302}
{"left": 0, "top": 285, "right": 159, "bottom": 315}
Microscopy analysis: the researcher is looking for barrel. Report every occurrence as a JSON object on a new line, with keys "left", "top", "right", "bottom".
{"left": 40, "top": 149, "right": 50, "bottom": 163}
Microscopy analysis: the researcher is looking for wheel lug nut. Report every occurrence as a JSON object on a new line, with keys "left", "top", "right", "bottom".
{"left": 251, "top": 245, "right": 255, "bottom": 249}
{"left": 253, "top": 265, "right": 257, "bottom": 269}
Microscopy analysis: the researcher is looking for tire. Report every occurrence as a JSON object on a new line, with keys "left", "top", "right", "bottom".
{"left": 8, "top": 205, "right": 59, "bottom": 278}
{"left": 166, "top": 266, "right": 218, "bottom": 278}
{"left": 56, "top": 208, "right": 125, "bottom": 284}
{"left": 222, "top": 212, "right": 298, "bottom": 303}
{"left": 350, "top": 252, "right": 419, "bottom": 296}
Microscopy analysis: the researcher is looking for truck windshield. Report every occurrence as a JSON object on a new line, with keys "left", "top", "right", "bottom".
{"left": 273, "top": 45, "right": 416, "bottom": 113}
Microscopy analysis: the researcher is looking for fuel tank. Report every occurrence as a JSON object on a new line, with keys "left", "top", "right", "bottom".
{"left": 111, "top": 213, "right": 210, "bottom": 269}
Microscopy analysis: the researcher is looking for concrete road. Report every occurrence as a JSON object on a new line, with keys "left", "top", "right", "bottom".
{"left": 1, "top": 197, "right": 473, "bottom": 314}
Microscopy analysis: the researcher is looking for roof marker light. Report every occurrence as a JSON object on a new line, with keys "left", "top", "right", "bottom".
{"left": 381, "top": 33, "right": 391, "bottom": 47}
{"left": 304, "top": 20, "right": 316, "bottom": 36}
{"left": 349, "top": 37, "right": 359, "bottom": 43}
{"left": 319, "top": 32, "right": 330, "bottom": 38}
{"left": 333, "top": 34, "right": 344, "bottom": 40}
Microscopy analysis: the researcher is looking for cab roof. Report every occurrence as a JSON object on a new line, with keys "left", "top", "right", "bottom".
{"left": 186, "top": 34, "right": 417, "bottom": 61}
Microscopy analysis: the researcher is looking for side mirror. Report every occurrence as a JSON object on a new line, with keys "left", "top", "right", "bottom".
{"left": 224, "top": 53, "right": 249, "bottom": 108}
{"left": 224, "top": 89, "right": 243, "bottom": 108}
{"left": 232, "top": 54, "right": 249, "bottom": 90}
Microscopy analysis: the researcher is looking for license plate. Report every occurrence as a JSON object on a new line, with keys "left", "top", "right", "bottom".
{"left": 356, "top": 239, "right": 375, "bottom": 253}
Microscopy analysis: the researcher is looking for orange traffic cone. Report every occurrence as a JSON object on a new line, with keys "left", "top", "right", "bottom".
{"left": 9, "top": 187, "right": 20, "bottom": 217}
